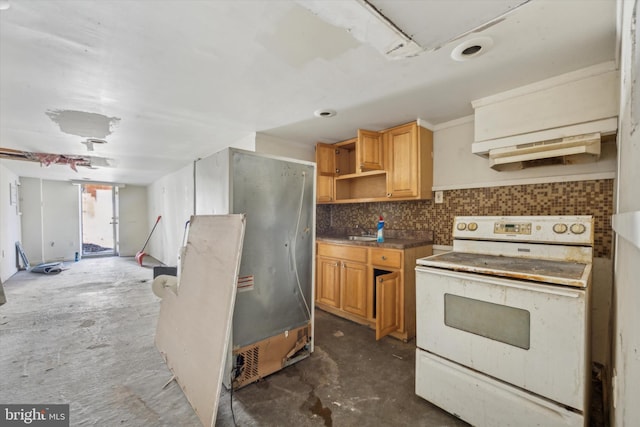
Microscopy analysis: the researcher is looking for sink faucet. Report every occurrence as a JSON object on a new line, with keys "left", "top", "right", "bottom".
{"left": 356, "top": 224, "right": 374, "bottom": 236}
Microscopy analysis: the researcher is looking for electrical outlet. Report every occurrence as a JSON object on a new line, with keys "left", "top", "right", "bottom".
{"left": 434, "top": 191, "right": 443, "bottom": 204}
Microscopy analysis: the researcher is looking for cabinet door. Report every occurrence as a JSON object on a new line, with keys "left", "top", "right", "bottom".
{"left": 386, "top": 123, "right": 418, "bottom": 198}
{"left": 317, "top": 256, "right": 341, "bottom": 308}
{"left": 376, "top": 271, "right": 400, "bottom": 340}
{"left": 316, "top": 143, "right": 336, "bottom": 202}
{"left": 316, "top": 143, "right": 336, "bottom": 174}
{"left": 341, "top": 261, "right": 368, "bottom": 317}
{"left": 317, "top": 175, "right": 334, "bottom": 203}
{"left": 357, "top": 129, "right": 383, "bottom": 172}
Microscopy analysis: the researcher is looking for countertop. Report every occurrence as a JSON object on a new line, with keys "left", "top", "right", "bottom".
{"left": 316, "top": 235, "right": 433, "bottom": 250}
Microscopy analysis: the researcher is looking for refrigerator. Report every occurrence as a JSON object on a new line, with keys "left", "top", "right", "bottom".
{"left": 195, "top": 148, "right": 315, "bottom": 388}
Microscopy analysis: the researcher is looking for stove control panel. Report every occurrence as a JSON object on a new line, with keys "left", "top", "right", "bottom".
{"left": 452, "top": 216, "right": 594, "bottom": 245}
{"left": 494, "top": 222, "right": 531, "bottom": 235}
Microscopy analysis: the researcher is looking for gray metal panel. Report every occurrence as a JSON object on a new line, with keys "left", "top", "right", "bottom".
{"left": 230, "top": 150, "right": 315, "bottom": 347}
{"left": 194, "top": 148, "right": 231, "bottom": 215}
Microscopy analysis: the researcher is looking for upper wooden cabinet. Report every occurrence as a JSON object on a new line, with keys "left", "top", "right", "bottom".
{"left": 385, "top": 122, "right": 433, "bottom": 200}
{"left": 357, "top": 129, "right": 383, "bottom": 172}
{"left": 315, "top": 143, "right": 336, "bottom": 203}
{"left": 315, "top": 121, "right": 433, "bottom": 204}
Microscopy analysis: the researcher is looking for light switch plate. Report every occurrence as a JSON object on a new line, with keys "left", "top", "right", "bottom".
{"left": 434, "top": 191, "right": 443, "bottom": 204}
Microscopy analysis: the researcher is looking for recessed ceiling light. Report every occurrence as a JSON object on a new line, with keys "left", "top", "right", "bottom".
{"left": 451, "top": 37, "right": 493, "bottom": 62}
{"left": 314, "top": 109, "right": 337, "bottom": 118}
{"left": 0, "top": 0, "right": 10, "bottom": 11}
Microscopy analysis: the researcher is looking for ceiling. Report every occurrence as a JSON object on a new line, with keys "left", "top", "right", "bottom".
{"left": 0, "top": 0, "right": 617, "bottom": 185}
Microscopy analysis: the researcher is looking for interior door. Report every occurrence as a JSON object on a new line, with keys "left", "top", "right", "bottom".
{"left": 376, "top": 271, "right": 400, "bottom": 340}
{"left": 81, "top": 184, "right": 116, "bottom": 256}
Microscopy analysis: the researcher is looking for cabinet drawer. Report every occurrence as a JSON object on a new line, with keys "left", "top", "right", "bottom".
{"left": 317, "top": 243, "right": 368, "bottom": 263}
{"left": 370, "top": 248, "right": 402, "bottom": 269}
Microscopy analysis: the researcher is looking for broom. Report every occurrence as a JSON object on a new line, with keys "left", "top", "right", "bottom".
{"left": 135, "top": 215, "right": 162, "bottom": 266}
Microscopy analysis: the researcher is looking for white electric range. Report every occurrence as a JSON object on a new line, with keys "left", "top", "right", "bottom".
{"left": 415, "top": 216, "right": 594, "bottom": 427}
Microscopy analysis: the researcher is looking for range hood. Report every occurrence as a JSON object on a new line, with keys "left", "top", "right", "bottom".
{"left": 471, "top": 63, "right": 619, "bottom": 171}
{"left": 488, "top": 132, "right": 601, "bottom": 171}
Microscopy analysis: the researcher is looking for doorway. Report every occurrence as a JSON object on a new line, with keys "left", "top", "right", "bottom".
{"left": 81, "top": 184, "right": 118, "bottom": 257}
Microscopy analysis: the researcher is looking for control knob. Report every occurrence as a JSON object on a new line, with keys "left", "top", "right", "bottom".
{"left": 468, "top": 222, "right": 478, "bottom": 231}
{"left": 456, "top": 222, "right": 467, "bottom": 231}
{"left": 570, "top": 223, "right": 586, "bottom": 234}
{"left": 553, "top": 223, "right": 568, "bottom": 234}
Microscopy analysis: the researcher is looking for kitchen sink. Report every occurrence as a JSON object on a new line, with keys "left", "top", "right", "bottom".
{"left": 347, "top": 235, "right": 377, "bottom": 242}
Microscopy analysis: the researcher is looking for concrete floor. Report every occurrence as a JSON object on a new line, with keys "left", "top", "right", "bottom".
{"left": 0, "top": 257, "right": 466, "bottom": 426}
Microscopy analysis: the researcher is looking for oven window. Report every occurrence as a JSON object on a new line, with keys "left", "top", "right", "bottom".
{"left": 444, "top": 294, "right": 530, "bottom": 350}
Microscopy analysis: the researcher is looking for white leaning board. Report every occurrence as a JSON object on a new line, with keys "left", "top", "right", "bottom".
{"left": 155, "top": 214, "right": 246, "bottom": 427}
{"left": 415, "top": 349, "right": 583, "bottom": 427}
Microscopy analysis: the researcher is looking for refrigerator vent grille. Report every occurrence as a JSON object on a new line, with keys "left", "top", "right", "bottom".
{"left": 238, "top": 346, "right": 260, "bottom": 384}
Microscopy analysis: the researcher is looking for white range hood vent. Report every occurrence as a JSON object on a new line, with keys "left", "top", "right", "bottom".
{"left": 471, "top": 63, "right": 619, "bottom": 172}
{"left": 488, "top": 132, "right": 601, "bottom": 171}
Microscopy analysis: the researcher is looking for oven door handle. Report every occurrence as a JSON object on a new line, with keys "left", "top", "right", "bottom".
{"left": 416, "top": 266, "right": 585, "bottom": 298}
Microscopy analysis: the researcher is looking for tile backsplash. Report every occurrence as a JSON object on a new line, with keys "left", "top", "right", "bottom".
{"left": 316, "top": 179, "right": 613, "bottom": 258}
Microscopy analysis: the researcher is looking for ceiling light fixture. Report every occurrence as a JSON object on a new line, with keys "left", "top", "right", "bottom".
{"left": 82, "top": 138, "right": 107, "bottom": 151}
{"left": 314, "top": 109, "right": 337, "bottom": 118}
{"left": 0, "top": 0, "right": 10, "bottom": 11}
{"left": 451, "top": 36, "right": 494, "bottom": 62}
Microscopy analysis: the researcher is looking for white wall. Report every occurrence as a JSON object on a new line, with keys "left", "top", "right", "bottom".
{"left": 20, "top": 178, "right": 81, "bottom": 264}
{"left": 147, "top": 163, "right": 195, "bottom": 266}
{"left": 255, "top": 132, "right": 315, "bottom": 162}
{"left": 432, "top": 116, "right": 617, "bottom": 190}
{"left": 118, "top": 185, "right": 148, "bottom": 257}
{"left": 612, "top": 0, "right": 640, "bottom": 425}
{"left": 19, "top": 177, "right": 44, "bottom": 263}
{"left": 0, "top": 162, "right": 22, "bottom": 283}
{"left": 41, "top": 180, "right": 81, "bottom": 262}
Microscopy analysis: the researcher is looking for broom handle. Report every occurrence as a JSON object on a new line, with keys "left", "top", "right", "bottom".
{"left": 140, "top": 215, "right": 162, "bottom": 252}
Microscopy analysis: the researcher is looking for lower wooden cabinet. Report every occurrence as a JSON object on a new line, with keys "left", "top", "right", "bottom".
{"left": 316, "top": 256, "right": 341, "bottom": 307}
{"left": 341, "top": 261, "right": 368, "bottom": 317}
{"left": 316, "top": 241, "right": 432, "bottom": 341}
{"left": 375, "top": 270, "right": 399, "bottom": 340}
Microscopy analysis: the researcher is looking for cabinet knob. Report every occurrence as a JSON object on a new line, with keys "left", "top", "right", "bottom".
{"left": 386, "top": 193, "right": 392, "bottom": 198}
{"left": 335, "top": 168, "right": 340, "bottom": 174}
{"left": 381, "top": 256, "right": 387, "bottom": 260}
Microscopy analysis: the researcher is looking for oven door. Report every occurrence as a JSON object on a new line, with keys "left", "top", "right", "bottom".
{"left": 415, "top": 266, "right": 589, "bottom": 411}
